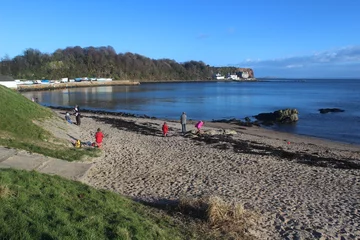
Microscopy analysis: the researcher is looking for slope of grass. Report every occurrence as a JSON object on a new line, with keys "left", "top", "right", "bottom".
{"left": 0, "top": 86, "right": 52, "bottom": 139}
{"left": 0, "top": 86, "right": 98, "bottom": 161}
{"left": 0, "top": 169, "right": 196, "bottom": 240}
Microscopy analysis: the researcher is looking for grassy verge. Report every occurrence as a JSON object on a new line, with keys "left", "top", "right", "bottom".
{"left": 0, "top": 169, "right": 199, "bottom": 240}
{"left": 0, "top": 138, "right": 100, "bottom": 161}
{"left": 0, "top": 85, "right": 98, "bottom": 161}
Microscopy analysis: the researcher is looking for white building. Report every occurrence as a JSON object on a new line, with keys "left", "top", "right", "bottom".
{"left": 214, "top": 73, "right": 225, "bottom": 80}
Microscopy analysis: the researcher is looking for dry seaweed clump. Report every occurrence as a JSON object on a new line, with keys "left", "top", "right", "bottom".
{"left": 0, "top": 185, "right": 15, "bottom": 199}
{"left": 178, "top": 196, "right": 258, "bottom": 240}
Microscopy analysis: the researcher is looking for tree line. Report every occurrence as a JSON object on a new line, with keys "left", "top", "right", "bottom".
{"left": 0, "top": 46, "right": 253, "bottom": 81}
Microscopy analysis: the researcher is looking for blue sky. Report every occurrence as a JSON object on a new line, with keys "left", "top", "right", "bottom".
{"left": 1, "top": 0, "right": 360, "bottom": 78}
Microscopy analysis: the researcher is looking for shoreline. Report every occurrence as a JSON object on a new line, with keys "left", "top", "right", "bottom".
{"left": 49, "top": 108, "right": 360, "bottom": 239}
{"left": 48, "top": 106, "right": 360, "bottom": 148}
{"left": 16, "top": 78, "right": 258, "bottom": 91}
{"left": 17, "top": 80, "right": 140, "bottom": 92}
{"left": 138, "top": 78, "right": 257, "bottom": 83}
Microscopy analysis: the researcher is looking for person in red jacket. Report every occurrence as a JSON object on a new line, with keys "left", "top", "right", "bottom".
{"left": 162, "top": 122, "right": 169, "bottom": 137}
{"left": 95, "top": 128, "right": 104, "bottom": 148}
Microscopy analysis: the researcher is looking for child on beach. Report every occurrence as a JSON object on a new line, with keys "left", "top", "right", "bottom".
{"left": 195, "top": 120, "right": 204, "bottom": 134}
{"left": 75, "top": 139, "right": 81, "bottom": 148}
{"left": 65, "top": 112, "right": 72, "bottom": 124}
{"left": 95, "top": 128, "right": 104, "bottom": 148}
{"left": 162, "top": 122, "right": 169, "bottom": 137}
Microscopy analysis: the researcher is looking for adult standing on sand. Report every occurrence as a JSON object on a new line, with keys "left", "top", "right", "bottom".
{"left": 180, "top": 112, "right": 187, "bottom": 135}
{"left": 74, "top": 105, "right": 79, "bottom": 114}
{"left": 75, "top": 112, "right": 81, "bottom": 126}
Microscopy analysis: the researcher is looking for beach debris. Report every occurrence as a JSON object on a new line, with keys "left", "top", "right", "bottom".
{"left": 224, "top": 129, "right": 237, "bottom": 135}
{"left": 189, "top": 129, "right": 237, "bottom": 136}
{"left": 200, "top": 129, "right": 221, "bottom": 135}
{"left": 177, "top": 195, "right": 257, "bottom": 239}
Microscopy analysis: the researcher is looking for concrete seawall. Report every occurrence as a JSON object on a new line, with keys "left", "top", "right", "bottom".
{"left": 17, "top": 80, "right": 140, "bottom": 91}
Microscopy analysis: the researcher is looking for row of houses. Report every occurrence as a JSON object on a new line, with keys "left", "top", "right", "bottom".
{"left": 213, "top": 71, "right": 251, "bottom": 80}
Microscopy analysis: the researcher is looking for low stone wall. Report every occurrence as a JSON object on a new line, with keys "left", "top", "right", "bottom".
{"left": 17, "top": 80, "right": 140, "bottom": 91}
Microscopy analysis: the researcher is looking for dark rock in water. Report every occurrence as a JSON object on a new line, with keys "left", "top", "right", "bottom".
{"left": 254, "top": 109, "right": 299, "bottom": 124}
{"left": 211, "top": 117, "right": 260, "bottom": 127}
{"left": 212, "top": 118, "right": 242, "bottom": 124}
{"left": 319, "top": 108, "right": 345, "bottom": 114}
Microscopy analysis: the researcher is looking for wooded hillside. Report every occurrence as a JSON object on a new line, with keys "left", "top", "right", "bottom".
{"left": 0, "top": 46, "right": 253, "bottom": 81}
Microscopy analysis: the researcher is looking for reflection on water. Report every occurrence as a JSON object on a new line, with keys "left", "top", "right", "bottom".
{"left": 21, "top": 80, "right": 360, "bottom": 144}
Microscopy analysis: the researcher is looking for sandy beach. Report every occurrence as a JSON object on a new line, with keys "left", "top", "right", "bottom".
{"left": 54, "top": 110, "right": 360, "bottom": 239}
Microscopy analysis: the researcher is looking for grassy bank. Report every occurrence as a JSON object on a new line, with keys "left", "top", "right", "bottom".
{"left": 0, "top": 85, "right": 98, "bottom": 161}
{"left": 0, "top": 169, "right": 196, "bottom": 239}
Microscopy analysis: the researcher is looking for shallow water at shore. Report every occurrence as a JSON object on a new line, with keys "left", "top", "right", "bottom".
{"left": 22, "top": 79, "right": 360, "bottom": 144}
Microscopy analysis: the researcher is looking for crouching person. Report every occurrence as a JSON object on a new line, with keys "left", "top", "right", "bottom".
{"left": 65, "top": 112, "right": 72, "bottom": 124}
{"left": 95, "top": 128, "right": 104, "bottom": 148}
{"left": 195, "top": 120, "right": 204, "bottom": 134}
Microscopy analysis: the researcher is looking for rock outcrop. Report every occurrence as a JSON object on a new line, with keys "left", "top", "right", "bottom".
{"left": 236, "top": 68, "right": 255, "bottom": 78}
{"left": 254, "top": 109, "right": 299, "bottom": 125}
{"left": 319, "top": 108, "right": 345, "bottom": 114}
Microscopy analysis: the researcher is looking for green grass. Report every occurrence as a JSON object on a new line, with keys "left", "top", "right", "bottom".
{"left": 0, "top": 169, "right": 197, "bottom": 240}
{"left": 0, "top": 85, "right": 99, "bottom": 161}
{"left": 0, "top": 86, "right": 52, "bottom": 139}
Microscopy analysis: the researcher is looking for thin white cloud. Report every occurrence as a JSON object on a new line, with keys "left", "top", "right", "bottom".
{"left": 286, "top": 64, "right": 303, "bottom": 68}
{"left": 237, "top": 46, "right": 360, "bottom": 69}
{"left": 235, "top": 46, "right": 360, "bottom": 78}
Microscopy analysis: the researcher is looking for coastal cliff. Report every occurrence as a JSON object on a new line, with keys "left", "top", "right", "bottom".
{"left": 237, "top": 68, "right": 255, "bottom": 78}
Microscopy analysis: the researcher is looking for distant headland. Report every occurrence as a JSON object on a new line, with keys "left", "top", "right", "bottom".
{"left": 0, "top": 46, "right": 255, "bottom": 82}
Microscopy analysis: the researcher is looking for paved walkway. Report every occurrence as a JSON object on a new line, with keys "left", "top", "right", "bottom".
{"left": 0, "top": 146, "right": 92, "bottom": 181}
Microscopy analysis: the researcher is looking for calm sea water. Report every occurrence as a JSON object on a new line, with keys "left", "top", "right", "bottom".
{"left": 22, "top": 79, "right": 360, "bottom": 144}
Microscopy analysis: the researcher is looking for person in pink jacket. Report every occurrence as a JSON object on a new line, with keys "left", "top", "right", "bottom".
{"left": 195, "top": 120, "right": 204, "bottom": 134}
